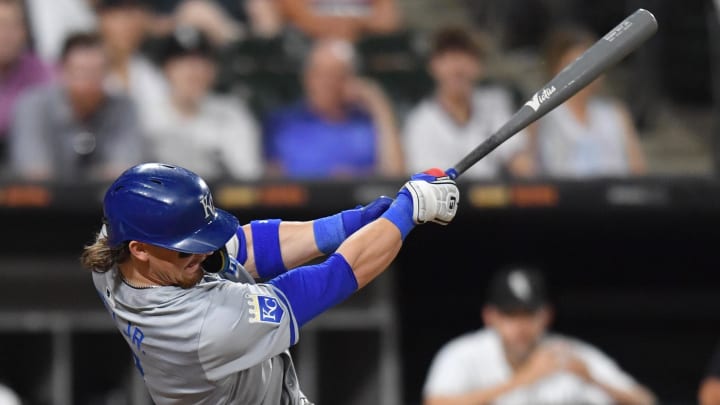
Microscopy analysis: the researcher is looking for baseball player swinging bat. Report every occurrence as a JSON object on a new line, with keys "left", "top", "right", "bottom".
{"left": 445, "top": 8, "right": 658, "bottom": 180}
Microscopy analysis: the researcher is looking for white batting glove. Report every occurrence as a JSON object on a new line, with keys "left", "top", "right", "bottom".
{"left": 403, "top": 168, "right": 460, "bottom": 225}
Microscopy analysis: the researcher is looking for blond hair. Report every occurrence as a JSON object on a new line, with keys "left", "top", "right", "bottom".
{"left": 80, "top": 234, "right": 129, "bottom": 272}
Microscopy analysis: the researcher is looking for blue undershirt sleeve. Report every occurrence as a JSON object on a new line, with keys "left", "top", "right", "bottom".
{"left": 267, "top": 253, "right": 358, "bottom": 327}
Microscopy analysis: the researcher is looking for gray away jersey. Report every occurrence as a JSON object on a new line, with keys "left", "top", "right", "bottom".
{"left": 92, "top": 266, "right": 311, "bottom": 405}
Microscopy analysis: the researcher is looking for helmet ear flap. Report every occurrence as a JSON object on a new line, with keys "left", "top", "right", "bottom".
{"left": 202, "top": 247, "right": 240, "bottom": 277}
{"left": 202, "top": 248, "right": 227, "bottom": 274}
{"left": 202, "top": 233, "right": 239, "bottom": 274}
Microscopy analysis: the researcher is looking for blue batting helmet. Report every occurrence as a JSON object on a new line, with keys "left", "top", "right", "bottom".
{"left": 103, "top": 163, "right": 239, "bottom": 253}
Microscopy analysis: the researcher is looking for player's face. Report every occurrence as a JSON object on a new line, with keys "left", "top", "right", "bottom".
{"left": 143, "top": 245, "right": 212, "bottom": 288}
{"left": 430, "top": 50, "right": 482, "bottom": 100}
{"left": 484, "top": 306, "right": 551, "bottom": 365}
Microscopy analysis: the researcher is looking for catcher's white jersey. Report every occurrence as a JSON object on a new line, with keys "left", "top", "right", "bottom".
{"left": 423, "top": 329, "right": 637, "bottom": 405}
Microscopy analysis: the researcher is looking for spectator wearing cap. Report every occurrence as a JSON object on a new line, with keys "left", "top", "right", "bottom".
{"left": 0, "top": 0, "right": 53, "bottom": 167}
{"left": 422, "top": 266, "right": 655, "bottom": 405}
{"left": 264, "top": 38, "right": 404, "bottom": 179}
{"left": 9, "top": 32, "right": 144, "bottom": 182}
{"left": 403, "top": 27, "right": 534, "bottom": 180}
{"left": 97, "top": 0, "right": 168, "bottom": 127}
{"left": 142, "top": 27, "right": 262, "bottom": 180}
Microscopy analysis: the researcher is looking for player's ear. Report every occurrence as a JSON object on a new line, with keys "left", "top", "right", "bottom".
{"left": 128, "top": 241, "right": 150, "bottom": 262}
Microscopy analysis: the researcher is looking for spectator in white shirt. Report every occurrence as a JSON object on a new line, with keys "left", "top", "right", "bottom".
{"left": 0, "top": 383, "right": 19, "bottom": 405}
{"left": 403, "top": 27, "right": 534, "bottom": 180}
{"left": 423, "top": 266, "right": 656, "bottom": 405}
{"left": 24, "top": 0, "right": 96, "bottom": 63}
{"left": 97, "top": 0, "right": 168, "bottom": 127}
{"left": 535, "top": 26, "right": 646, "bottom": 178}
{"left": 143, "top": 26, "right": 262, "bottom": 180}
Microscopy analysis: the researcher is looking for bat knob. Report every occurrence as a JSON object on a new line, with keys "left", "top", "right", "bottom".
{"left": 446, "top": 168, "right": 459, "bottom": 180}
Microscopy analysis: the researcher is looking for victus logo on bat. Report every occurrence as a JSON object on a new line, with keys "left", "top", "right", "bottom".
{"left": 524, "top": 86, "right": 557, "bottom": 112}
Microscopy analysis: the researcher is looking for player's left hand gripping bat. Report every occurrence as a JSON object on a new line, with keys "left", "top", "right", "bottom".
{"left": 445, "top": 8, "right": 658, "bottom": 179}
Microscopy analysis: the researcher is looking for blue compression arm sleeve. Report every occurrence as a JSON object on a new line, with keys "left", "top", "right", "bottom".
{"left": 268, "top": 253, "right": 358, "bottom": 327}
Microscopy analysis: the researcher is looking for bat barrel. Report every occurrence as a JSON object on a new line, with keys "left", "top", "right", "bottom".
{"left": 447, "top": 8, "right": 658, "bottom": 179}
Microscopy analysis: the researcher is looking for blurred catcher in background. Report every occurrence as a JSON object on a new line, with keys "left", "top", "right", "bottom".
{"left": 423, "top": 266, "right": 655, "bottom": 405}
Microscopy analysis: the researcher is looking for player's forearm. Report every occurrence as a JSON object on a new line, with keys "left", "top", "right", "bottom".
{"left": 279, "top": 222, "right": 325, "bottom": 268}
{"left": 336, "top": 218, "right": 402, "bottom": 288}
{"left": 424, "top": 381, "right": 517, "bottom": 405}
{"left": 242, "top": 222, "right": 323, "bottom": 278}
{"left": 338, "top": 171, "right": 458, "bottom": 288}
{"left": 266, "top": 220, "right": 402, "bottom": 327}
{"left": 241, "top": 197, "right": 391, "bottom": 278}
{"left": 595, "top": 382, "right": 656, "bottom": 405}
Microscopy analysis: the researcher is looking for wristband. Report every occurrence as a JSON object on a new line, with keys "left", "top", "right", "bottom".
{"left": 250, "top": 219, "right": 285, "bottom": 279}
{"left": 380, "top": 191, "right": 415, "bottom": 240}
{"left": 312, "top": 213, "right": 346, "bottom": 254}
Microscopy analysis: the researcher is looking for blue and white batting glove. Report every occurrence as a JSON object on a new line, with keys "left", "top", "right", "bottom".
{"left": 404, "top": 168, "right": 459, "bottom": 225}
{"left": 381, "top": 168, "right": 460, "bottom": 239}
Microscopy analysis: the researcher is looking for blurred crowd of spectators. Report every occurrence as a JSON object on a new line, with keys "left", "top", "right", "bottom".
{"left": 0, "top": 0, "right": 649, "bottom": 183}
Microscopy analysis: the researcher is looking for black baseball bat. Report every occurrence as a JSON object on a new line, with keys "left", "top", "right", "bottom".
{"left": 447, "top": 8, "right": 658, "bottom": 179}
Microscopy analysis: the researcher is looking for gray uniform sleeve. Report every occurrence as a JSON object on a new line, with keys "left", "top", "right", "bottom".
{"left": 198, "top": 281, "right": 299, "bottom": 382}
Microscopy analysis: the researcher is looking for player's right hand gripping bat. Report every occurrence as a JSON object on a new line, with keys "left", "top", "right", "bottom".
{"left": 445, "top": 8, "right": 658, "bottom": 179}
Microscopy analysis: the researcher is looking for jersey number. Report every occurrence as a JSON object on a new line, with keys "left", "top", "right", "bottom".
{"left": 124, "top": 321, "right": 146, "bottom": 377}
